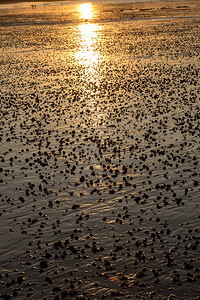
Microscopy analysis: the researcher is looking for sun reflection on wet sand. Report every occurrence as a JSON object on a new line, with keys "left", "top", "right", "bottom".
{"left": 75, "top": 22, "right": 103, "bottom": 125}
{"left": 79, "top": 3, "right": 93, "bottom": 20}
{"left": 76, "top": 4, "right": 101, "bottom": 85}
{"left": 76, "top": 23, "right": 101, "bottom": 70}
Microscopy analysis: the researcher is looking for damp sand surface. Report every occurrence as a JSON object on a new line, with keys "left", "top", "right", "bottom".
{"left": 0, "top": 1, "right": 200, "bottom": 299}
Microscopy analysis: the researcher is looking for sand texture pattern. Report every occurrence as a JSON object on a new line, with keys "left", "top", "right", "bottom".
{"left": 0, "top": 0, "right": 200, "bottom": 299}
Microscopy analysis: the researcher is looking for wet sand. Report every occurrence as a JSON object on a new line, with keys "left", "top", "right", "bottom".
{"left": 0, "top": 0, "right": 200, "bottom": 299}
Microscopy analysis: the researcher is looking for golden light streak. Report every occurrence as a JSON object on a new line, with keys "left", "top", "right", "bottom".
{"left": 74, "top": 22, "right": 104, "bottom": 126}
{"left": 79, "top": 3, "right": 93, "bottom": 20}
{"left": 75, "top": 23, "right": 101, "bottom": 71}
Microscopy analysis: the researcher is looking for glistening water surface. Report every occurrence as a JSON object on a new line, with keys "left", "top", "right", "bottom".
{"left": 0, "top": 1, "right": 200, "bottom": 299}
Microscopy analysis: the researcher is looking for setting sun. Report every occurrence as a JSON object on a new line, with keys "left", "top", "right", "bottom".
{"left": 79, "top": 3, "right": 93, "bottom": 20}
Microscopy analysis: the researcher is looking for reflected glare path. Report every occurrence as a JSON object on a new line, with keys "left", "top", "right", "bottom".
{"left": 75, "top": 5, "right": 104, "bottom": 126}
{"left": 76, "top": 23, "right": 101, "bottom": 81}
{"left": 79, "top": 3, "right": 93, "bottom": 20}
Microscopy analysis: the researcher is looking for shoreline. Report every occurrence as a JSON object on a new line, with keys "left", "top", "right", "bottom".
{"left": 0, "top": 0, "right": 199, "bottom": 7}
{"left": 0, "top": 0, "right": 199, "bottom": 25}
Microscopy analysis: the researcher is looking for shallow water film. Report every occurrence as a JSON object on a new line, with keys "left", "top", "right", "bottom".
{"left": 0, "top": 1, "right": 200, "bottom": 299}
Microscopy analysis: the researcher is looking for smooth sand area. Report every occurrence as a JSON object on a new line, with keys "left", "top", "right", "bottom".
{"left": 0, "top": 0, "right": 200, "bottom": 299}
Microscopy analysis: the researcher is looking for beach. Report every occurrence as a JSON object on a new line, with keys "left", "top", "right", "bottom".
{"left": 0, "top": 0, "right": 200, "bottom": 299}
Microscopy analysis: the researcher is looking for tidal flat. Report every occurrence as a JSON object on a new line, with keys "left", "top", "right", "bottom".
{"left": 0, "top": 0, "right": 200, "bottom": 299}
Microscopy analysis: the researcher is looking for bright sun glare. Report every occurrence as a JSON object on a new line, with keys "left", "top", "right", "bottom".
{"left": 79, "top": 3, "right": 93, "bottom": 20}
{"left": 76, "top": 23, "right": 100, "bottom": 69}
